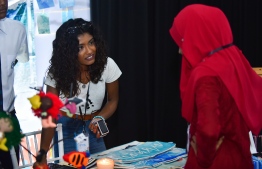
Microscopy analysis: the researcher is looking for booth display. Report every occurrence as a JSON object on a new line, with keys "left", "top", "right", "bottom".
{"left": 47, "top": 141, "right": 187, "bottom": 169}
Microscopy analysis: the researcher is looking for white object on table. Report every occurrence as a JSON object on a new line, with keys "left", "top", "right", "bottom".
{"left": 249, "top": 131, "right": 257, "bottom": 154}
{"left": 97, "top": 158, "right": 114, "bottom": 169}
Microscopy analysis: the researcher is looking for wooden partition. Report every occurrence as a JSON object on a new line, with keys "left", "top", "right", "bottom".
{"left": 252, "top": 67, "right": 262, "bottom": 77}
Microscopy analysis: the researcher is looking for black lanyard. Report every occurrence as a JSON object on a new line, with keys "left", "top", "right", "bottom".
{"left": 208, "top": 43, "right": 234, "bottom": 56}
{"left": 85, "top": 82, "right": 91, "bottom": 115}
{"left": 85, "top": 82, "right": 94, "bottom": 114}
{"left": 79, "top": 82, "right": 93, "bottom": 133}
{"left": 79, "top": 107, "right": 86, "bottom": 133}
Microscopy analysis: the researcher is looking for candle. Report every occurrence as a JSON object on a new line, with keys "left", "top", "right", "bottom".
{"left": 96, "top": 158, "right": 114, "bottom": 169}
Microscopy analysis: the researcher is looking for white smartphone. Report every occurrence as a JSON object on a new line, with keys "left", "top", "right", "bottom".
{"left": 96, "top": 120, "right": 109, "bottom": 137}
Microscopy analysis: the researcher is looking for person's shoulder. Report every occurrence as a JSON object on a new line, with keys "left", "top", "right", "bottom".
{"left": 107, "top": 57, "right": 114, "bottom": 62}
{"left": 103, "top": 57, "right": 122, "bottom": 82}
{"left": 106, "top": 57, "right": 118, "bottom": 65}
{"left": 4, "top": 18, "right": 25, "bottom": 30}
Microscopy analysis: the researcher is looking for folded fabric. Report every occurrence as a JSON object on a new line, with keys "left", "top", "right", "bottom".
{"left": 155, "top": 157, "right": 187, "bottom": 169}
{"left": 115, "top": 147, "right": 187, "bottom": 168}
{"left": 252, "top": 156, "right": 262, "bottom": 169}
{"left": 101, "top": 141, "right": 176, "bottom": 163}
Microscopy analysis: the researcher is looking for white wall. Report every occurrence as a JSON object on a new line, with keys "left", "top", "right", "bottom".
{"left": 33, "top": 0, "right": 91, "bottom": 86}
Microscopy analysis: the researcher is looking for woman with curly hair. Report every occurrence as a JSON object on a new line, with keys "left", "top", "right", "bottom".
{"left": 37, "top": 18, "right": 122, "bottom": 165}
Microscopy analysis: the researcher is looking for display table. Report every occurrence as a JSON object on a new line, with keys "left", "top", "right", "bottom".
{"left": 49, "top": 141, "right": 187, "bottom": 169}
{"left": 49, "top": 139, "right": 262, "bottom": 169}
{"left": 90, "top": 141, "right": 186, "bottom": 168}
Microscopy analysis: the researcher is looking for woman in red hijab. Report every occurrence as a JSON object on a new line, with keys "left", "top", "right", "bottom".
{"left": 169, "top": 4, "right": 262, "bottom": 169}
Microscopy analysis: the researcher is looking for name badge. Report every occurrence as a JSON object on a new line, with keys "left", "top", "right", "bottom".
{"left": 74, "top": 133, "right": 89, "bottom": 152}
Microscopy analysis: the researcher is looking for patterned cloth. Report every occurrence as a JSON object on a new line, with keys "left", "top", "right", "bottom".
{"left": 105, "top": 141, "right": 175, "bottom": 163}
{"left": 253, "top": 155, "right": 262, "bottom": 169}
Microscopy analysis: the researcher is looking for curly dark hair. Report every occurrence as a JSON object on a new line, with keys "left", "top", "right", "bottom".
{"left": 48, "top": 18, "right": 108, "bottom": 97}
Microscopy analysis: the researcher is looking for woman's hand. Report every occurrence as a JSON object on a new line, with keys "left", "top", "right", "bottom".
{"left": 216, "top": 136, "right": 224, "bottom": 150}
{"left": 33, "top": 154, "right": 47, "bottom": 169}
{"left": 89, "top": 118, "right": 102, "bottom": 138}
{"left": 190, "top": 135, "right": 197, "bottom": 155}
{"left": 190, "top": 135, "right": 224, "bottom": 155}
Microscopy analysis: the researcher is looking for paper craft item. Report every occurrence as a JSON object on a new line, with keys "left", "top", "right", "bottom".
{"left": 37, "top": 13, "right": 51, "bottom": 34}
{"left": 62, "top": 9, "right": 74, "bottom": 23}
{"left": 36, "top": 0, "right": 55, "bottom": 10}
{"left": 59, "top": 0, "right": 75, "bottom": 8}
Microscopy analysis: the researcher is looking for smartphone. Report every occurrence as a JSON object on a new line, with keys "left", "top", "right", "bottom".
{"left": 96, "top": 120, "right": 109, "bottom": 137}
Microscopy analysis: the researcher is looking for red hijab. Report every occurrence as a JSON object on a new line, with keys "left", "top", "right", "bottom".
{"left": 169, "top": 4, "right": 262, "bottom": 135}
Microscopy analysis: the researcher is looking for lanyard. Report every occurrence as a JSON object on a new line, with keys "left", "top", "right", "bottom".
{"left": 208, "top": 43, "right": 233, "bottom": 56}
{"left": 79, "top": 82, "right": 93, "bottom": 133}
{"left": 85, "top": 82, "right": 94, "bottom": 115}
{"left": 79, "top": 107, "right": 86, "bottom": 133}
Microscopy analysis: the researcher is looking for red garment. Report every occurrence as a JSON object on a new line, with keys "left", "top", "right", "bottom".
{"left": 169, "top": 4, "right": 262, "bottom": 169}
{"left": 169, "top": 4, "right": 262, "bottom": 135}
{"left": 186, "top": 76, "right": 253, "bottom": 168}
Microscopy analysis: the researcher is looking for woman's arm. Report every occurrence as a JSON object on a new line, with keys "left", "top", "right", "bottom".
{"left": 98, "top": 79, "right": 119, "bottom": 119}
{"left": 89, "top": 79, "right": 119, "bottom": 137}
{"left": 193, "top": 76, "right": 222, "bottom": 168}
{"left": 39, "top": 85, "right": 59, "bottom": 163}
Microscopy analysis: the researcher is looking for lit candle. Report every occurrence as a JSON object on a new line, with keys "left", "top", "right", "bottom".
{"left": 96, "top": 158, "right": 114, "bottom": 169}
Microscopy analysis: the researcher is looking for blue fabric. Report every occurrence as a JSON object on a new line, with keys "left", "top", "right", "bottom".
{"left": 252, "top": 156, "right": 262, "bottom": 169}
{"left": 104, "top": 141, "right": 176, "bottom": 163}
{"left": 53, "top": 116, "right": 106, "bottom": 157}
{"left": 36, "top": 0, "right": 55, "bottom": 9}
{"left": 7, "top": 2, "right": 27, "bottom": 25}
{"left": 7, "top": 1, "right": 36, "bottom": 56}
{"left": 117, "top": 147, "right": 187, "bottom": 168}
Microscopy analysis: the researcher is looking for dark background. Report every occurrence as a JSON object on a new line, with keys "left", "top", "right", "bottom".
{"left": 90, "top": 0, "right": 262, "bottom": 149}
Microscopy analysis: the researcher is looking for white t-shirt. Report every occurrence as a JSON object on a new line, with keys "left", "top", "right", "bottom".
{"left": 45, "top": 57, "right": 122, "bottom": 115}
{"left": 0, "top": 18, "right": 29, "bottom": 111}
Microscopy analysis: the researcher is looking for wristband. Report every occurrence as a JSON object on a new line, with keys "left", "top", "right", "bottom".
{"left": 93, "top": 116, "right": 105, "bottom": 121}
{"left": 36, "top": 149, "right": 47, "bottom": 162}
